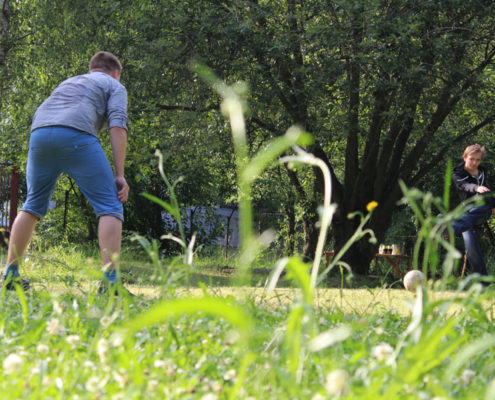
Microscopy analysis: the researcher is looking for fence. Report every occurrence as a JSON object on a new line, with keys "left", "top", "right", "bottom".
{"left": 0, "top": 165, "right": 19, "bottom": 244}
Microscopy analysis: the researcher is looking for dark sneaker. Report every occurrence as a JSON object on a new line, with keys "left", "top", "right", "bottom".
{"left": 97, "top": 281, "right": 135, "bottom": 297}
{"left": 2, "top": 276, "right": 30, "bottom": 291}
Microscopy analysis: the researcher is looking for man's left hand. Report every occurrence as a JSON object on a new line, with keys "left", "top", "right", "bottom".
{"left": 115, "top": 176, "right": 129, "bottom": 202}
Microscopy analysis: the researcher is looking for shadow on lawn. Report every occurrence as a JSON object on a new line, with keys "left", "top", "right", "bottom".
{"left": 121, "top": 261, "right": 404, "bottom": 289}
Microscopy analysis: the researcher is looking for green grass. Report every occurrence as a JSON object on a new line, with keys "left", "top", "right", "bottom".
{"left": 0, "top": 243, "right": 494, "bottom": 399}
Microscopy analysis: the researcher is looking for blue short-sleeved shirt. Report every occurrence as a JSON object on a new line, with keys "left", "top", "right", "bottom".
{"left": 31, "top": 71, "right": 128, "bottom": 136}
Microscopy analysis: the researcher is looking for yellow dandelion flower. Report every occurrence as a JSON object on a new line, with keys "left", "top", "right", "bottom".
{"left": 366, "top": 201, "right": 378, "bottom": 212}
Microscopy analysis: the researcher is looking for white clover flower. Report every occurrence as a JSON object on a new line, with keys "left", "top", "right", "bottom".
{"left": 72, "top": 299, "right": 79, "bottom": 311}
{"left": 154, "top": 358, "right": 177, "bottom": 377}
{"left": 17, "top": 349, "right": 29, "bottom": 357}
{"left": 113, "top": 371, "right": 128, "bottom": 388}
{"left": 87, "top": 306, "right": 102, "bottom": 319}
{"left": 83, "top": 360, "right": 96, "bottom": 370}
{"left": 66, "top": 335, "right": 80, "bottom": 347}
{"left": 30, "top": 364, "right": 41, "bottom": 376}
{"left": 461, "top": 369, "right": 476, "bottom": 385}
{"left": 100, "top": 316, "right": 112, "bottom": 328}
{"left": 154, "top": 359, "right": 167, "bottom": 368}
{"left": 53, "top": 300, "right": 63, "bottom": 315}
{"left": 223, "top": 369, "right": 237, "bottom": 382}
{"left": 37, "top": 344, "right": 49, "bottom": 355}
{"left": 97, "top": 338, "right": 109, "bottom": 363}
{"left": 147, "top": 379, "right": 159, "bottom": 392}
{"left": 86, "top": 376, "right": 100, "bottom": 392}
{"left": 211, "top": 381, "right": 222, "bottom": 392}
{"left": 111, "top": 332, "right": 125, "bottom": 348}
{"left": 374, "top": 326, "right": 385, "bottom": 335}
{"left": 324, "top": 369, "right": 350, "bottom": 397}
{"left": 3, "top": 353, "right": 23, "bottom": 375}
{"left": 224, "top": 329, "right": 241, "bottom": 345}
{"left": 200, "top": 394, "right": 218, "bottom": 400}
{"left": 46, "top": 318, "right": 63, "bottom": 336}
{"left": 371, "top": 343, "right": 394, "bottom": 361}
{"left": 167, "top": 364, "right": 177, "bottom": 377}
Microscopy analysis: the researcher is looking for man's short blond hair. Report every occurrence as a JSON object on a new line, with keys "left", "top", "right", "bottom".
{"left": 463, "top": 144, "right": 486, "bottom": 159}
{"left": 89, "top": 51, "right": 122, "bottom": 74}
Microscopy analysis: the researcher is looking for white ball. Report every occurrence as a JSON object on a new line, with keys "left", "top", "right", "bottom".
{"left": 403, "top": 270, "right": 424, "bottom": 292}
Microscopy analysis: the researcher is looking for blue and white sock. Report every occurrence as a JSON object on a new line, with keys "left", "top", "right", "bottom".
{"left": 3, "top": 264, "right": 20, "bottom": 279}
{"left": 103, "top": 269, "right": 118, "bottom": 284}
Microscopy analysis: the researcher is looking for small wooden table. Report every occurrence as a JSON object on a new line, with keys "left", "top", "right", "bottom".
{"left": 324, "top": 251, "right": 412, "bottom": 277}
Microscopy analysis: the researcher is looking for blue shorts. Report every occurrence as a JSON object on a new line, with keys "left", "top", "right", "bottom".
{"left": 21, "top": 126, "right": 124, "bottom": 221}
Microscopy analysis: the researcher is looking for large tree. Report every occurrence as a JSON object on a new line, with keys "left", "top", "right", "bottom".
{"left": 2, "top": 0, "right": 495, "bottom": 274}
{"left": 167, "top": 0, "right": 495, "bottom": 273}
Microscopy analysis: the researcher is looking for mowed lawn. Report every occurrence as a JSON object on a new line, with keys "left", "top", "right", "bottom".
{"left": 28, "top": 278, "right": 493, "bottom": 318}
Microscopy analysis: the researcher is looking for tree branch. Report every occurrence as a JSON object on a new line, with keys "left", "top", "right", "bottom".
{"left": 155, "top": 103, "right": 219, "bottom": 113}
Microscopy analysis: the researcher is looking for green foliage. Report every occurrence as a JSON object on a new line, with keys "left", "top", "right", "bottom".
{"left": 2, "top": 8, "right": 495, "bottom": 398}
{"left": 3, "top": 0, "right": 495, "bottom": 264}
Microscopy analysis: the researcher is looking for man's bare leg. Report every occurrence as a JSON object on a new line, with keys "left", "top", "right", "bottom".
{"left": 97, "top": 215, "right": 133, "bottom": 295}
{"left": 98, "top": 215, "right": 122, "bottom": 270}
{"left": 3, "top": 211, "right": 38, "bottom": 288}
{"left": 6, "top": 211, "right": 38, "bottom": 267}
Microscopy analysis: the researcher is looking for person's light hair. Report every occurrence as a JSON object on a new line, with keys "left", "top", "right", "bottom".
{"left": 463, "top": 144, "right": 486, "bottom": 159}
{"left": 89, "top": 51, "right": 122, "bottom": 74}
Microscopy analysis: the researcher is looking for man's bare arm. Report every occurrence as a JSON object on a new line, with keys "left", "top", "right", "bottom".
{"left": 109, "top": 127, "right": 129, "bottom": 202}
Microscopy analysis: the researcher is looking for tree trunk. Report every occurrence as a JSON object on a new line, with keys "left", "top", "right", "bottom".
{"left": 0, "top": 1, "right": 10, "bottom": 66}
{"left": 284, "top": 193, "right": 296, "bottom": 255}
{"left": 301, "top": 205, "right": 319, "bottom": 262}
